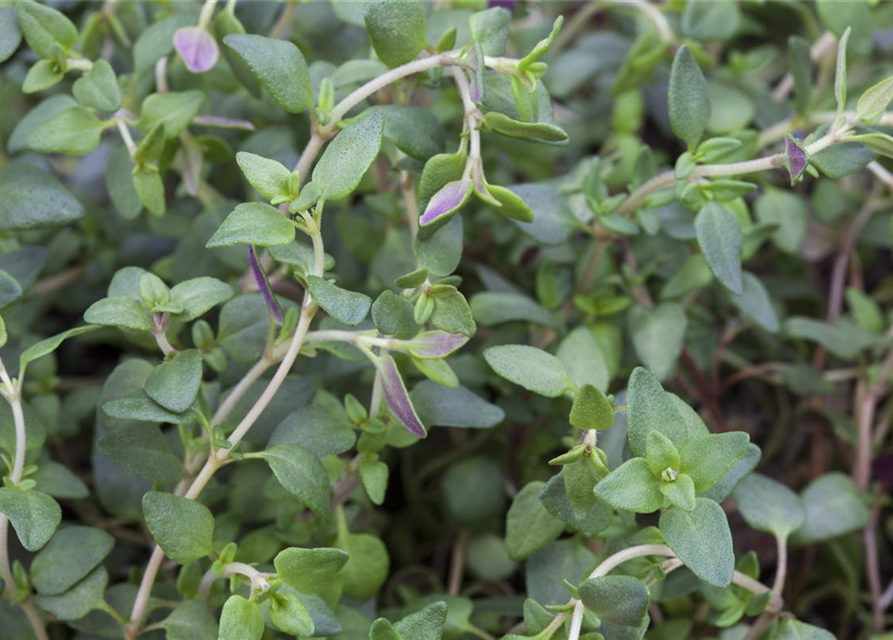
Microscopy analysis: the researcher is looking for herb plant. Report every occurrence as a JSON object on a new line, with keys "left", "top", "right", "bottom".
{"left": 0, "top": 1, "right": 891, "bottom": 640}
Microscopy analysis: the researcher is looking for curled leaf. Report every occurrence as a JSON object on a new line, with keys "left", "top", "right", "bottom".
{"left": 400, "top": 331, "right": 469, "bottom": 358}
{"left": 248, "top": 245, "right": 283, "bottom": 325}
{"left": 376, "top": 355, "right": 426, "bottom": 438}
{"left": 420, "top": 178, "right": 472, "bottom": 226}
{"left": 784, "top": 136, "right": 808, "bottom": 184}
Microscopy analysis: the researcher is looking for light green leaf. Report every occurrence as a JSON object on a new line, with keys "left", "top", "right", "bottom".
{"left": 142, "top": 492, "right": 215, "bottom": 564}
{"left": 18, "top": 326, "right": 98, "bottom": 376}
{"left": 834, "top": 27, "right": 851, "bottom": 119}
{"left": 28, "top": 106, "right": 105, "bottom": 156}
{"left": 313, "top": 111, "right": 385, "bottom": 200}
{"left": 660, "top": 498, "right": 734, "bottom": 587}
{"left": 431, "top": 290, "right": 476, "bottom": 337}
{"left": 784, "top": 316, "right": 879, "bottom": 359}
{"left": 484, "top": 112, "right": 568, "bottom": 143}
{"left": 661, "top": 473, "right": 697, "bottom": 512}
{"left": 16, "top": 1, "right": 77, "bottom": 59}
{"left": 133, "top": 168, "right": 165, "bottom": 217}
{"left": 0, "top": 162, "right": 84, "bottom": 231}
{"left": 626, "top": 366, "right": 689, "bottom": 458}
{"left": 22, "top": 59, "right": 63, "bottom": 94}
{"left": 471, "top": 292, "right": 555, "bottom": 328}
{"left": 206, "top": 202, "right": 296, "bottom": 248}
{"left": 856, "top": 76, "right": 893, "bottom": 124}
{"left": 168, "top": 277, "right": 234, "bottom": 321}
{"left": 557, "top": 327, "right": 609, "bottom": 392}
{"left": 679, "top": 432, "right": 750, "bottom": 492}
{"left": 734, "top": 474, "right": 805, "bottom": 540}
{"left": 363, "top": 0, "right": 427, "bottom": 68}
{"left": 102, "top": 391, "right": 196, "bottom": 425}
{"left": 145, "top": 349, "right": 203, "bottom": 413}
{"left": 270, "top": 592, "right": 314, "bottom": 636}
{"left": 273, "top": 547, "right": 349, "bottom": 594}
{"left": 668, "top": 45, "right": 710, "bottom": 148}
{"left": 219, "top": 595, "right": 264, "bottom": 640}
{"left": 646, "top": 431, "right": 681, "bottom": 478}
{"left": 628, "top": 303, "right": 686, "bottom": 381}
{"left": 0, "top": 487, "right": 61, "bottom": 552}
{"left": 0, "top": 8, "right": 22, "bottom": 63}
{"left": 730, "top": 272, "right": 779, "bottom": 333}
{"left": 410, "top": 381, "right": 505, "bottom": 429}
{"left": 769, "top": 618, "right": 836, "bottom": 640}
{"left": 359, "top": 458, "right": 389, "bottom": 505}
{"left": 791, "top": 473, "right": 870, "bottom": 545}
{"left": 258, "top": 444, "right": 332, "bottom": 518}
{"left": 84, "top": 296, "right": 152, "bottom": 331}
{"left": 161, "top": 599, "right": 218, "bottom": 640}
{"left": 34, "top": 566, "right": 108, "bottom": 621}
{"left": 30, "top": 526, "right": 114, "bottom": 595}
{"left": 505, "top": 481, "right": 565, "bottom": 560}
{"left": 336, "top": 530, "right": 390, "bottom": 600}
{"left": 695, "top": 202, "right": 743, "bottom": 295}
{"left": 72, "top": 59, "right": 121, "bottom": 112}
{"left": 578, "top": 575, "right": 649, "bottom": 627}
{"left": 593, "top": 458, "right": 663, "bottom": 513}
{"left": 138, "top": 91, "right": 203, "bottom": 139}
{"left": 569, "top": 384, "right": 614, "bottom": 431}
{"left": 236, "top": 151, "right": 293, "bottom": 202}
{"left": 306, "top": 276, "right": 372, "bottom": 326}
{"left": 483, "top": 345, "right": 571, "bottom": 398}
{"left": 223, "top": 34, "right": 312, "bottom": 113}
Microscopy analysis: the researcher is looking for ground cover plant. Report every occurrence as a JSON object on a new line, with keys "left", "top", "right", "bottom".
{"left": 0, "top": 0, "right": 892, "bottom": 639}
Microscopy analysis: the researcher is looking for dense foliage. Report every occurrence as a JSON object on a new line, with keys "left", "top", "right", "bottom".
{"left": 0, "top": 1, "right": 892, "bottom": 639}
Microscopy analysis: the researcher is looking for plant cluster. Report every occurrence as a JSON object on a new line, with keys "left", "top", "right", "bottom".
{"left": 0, "top": 1, "right": 892, "bottom": 640}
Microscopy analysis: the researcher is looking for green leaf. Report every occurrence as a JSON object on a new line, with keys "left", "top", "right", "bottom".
{"left": 145, "top": 349, "right": 203, "bottom": 413}
{"left": 418, "top": 149, "right": 466, "bottom": 213}
{"left": 646, "top": 431, "right": 680, "bottom": 478}
{"left": 22, "top": 59, "right": 63, "bottom": 94}
{"left": 754, "top": 189, "right": 806, "bottom": 254}
{"left": 223, "top": 34, "right": 312, "bottom": 113}
{"left": 769, "top": 618, "right": 836, "bottom": 640}
{"left": 161, "top": 600, "right": 218, "bottom": 640}
{"left": 695, "top": 202, "right": 743, "bottom": 295}
{"left": 557, "top": 327, "right": 610, "bottom": 392}
{"left": 0, "top": 162, "right": 84, "bottom": 231}
{"left": 306, "top": 276, "right": 372, "bottom": 326}
{"left": 97, "top": 422, "right": 183, "bottom": 483}
{"left": 578, "top": 575, "right": 649, "bottom": 627}
{"left": 274, "top": 547, "right": 349, "bottom": 594}
{"left": 593, "top": 458, "right": 663, "bottom": 513}
{"left": 18, "top": 326, "right": 98, "bottom": 376}
{"left": 139, "top": 90, "right": 203, "bottom": 139}
{"left": 16, "top": 1, "right": 77, "bottom": 59}
{"left": 32, "top": 461, "right": 90, "bottom": 500}
{"left": 268, "top": 405, "right": 357, "bottom": 457}
{"left": 679, "top": 432, "right": 750, "bottom": 492}
{"left": 682, "top": 0, "right": 740, "bottom": 41}
{"left": 72, "top": 59, "right": 121, "bottom": 112}
{"left": 483, "top": 345, "right": 571, "bottom": 398}
{"left": 484, "top": 112, "right": 568, "bottom": 143}
{"left": 0, "top": 487, "right": 61, "bottom": 552}
{"left": 471, "top": 291, "right": 555, "bottom": 328}
{"left": 27, "top": 106, "right": 105, "bottom": 156}
{"left": 790, "top": 473, "right": 870, "bottom": 545}
{"left": 371, "top": 601, "right": 448, "bottom": 640}
{"left": 661, "top": 473, "right": 697, "bottom": 512}
{"left": 142, "top": 492, "right": 215, "bottom": 564}
{"left": 730, "top": 272, "right": 779, "bottom": 333}
{"left": 84, "top": 296, "right": 152, "bottom": 331}
{"left": 0, "top": 268, "right": 22, "bottom": 309}
{"left": 856, "top": 76, "right": 893, "bottom": 124}
{"left": 363, "top": 0, "right": 427, "bottom": 68}
{"left": 102, "top": 392, "right": 198, "bottom": 425}
{"left": 168, "top": 277, "right": 234, "bottom": 321}
{"left": 410, "top": 381, "right": 505, "bottom": 429}
{"left": 371, "top": 290, "right": 418, "bottom": 338}
{"left": 784, "top": 316, "right": 879, "bottom": 359}
{"left": 834, "top": 27, "right": 851, "bottom": 119}
{"left": 469, "top": 7, "right": 510, "bottom": 57}
{"left": 569, "top": 384, "right": 614, "bottom": 431}
{"left": 628, "top": 303, "right": 686, "bottom": 381}
{"left": 0, "top": 8, "right": 22, "bottom": 63}
{"left": 359, "top": 458, "right": 389, "bottom": 505}
{"left": 846, "top": 287, "right": 884, "bottom": 333}
{"left": 733, "top": 474, "right": 805, "bottom": 540}
{"left": 258, "top": 444, "right": 332, "bottom": 518}
{"left": 336, "top": 530, "right": 390, "bottom": 600}
{"left": 505, "top": 482, "right": 565, "bottom": 560}
{"left": 660, "top": 498, "right": 734, "bottom": 587}
{"left": 373, "top": 105, "right": 445, "bottom": 161}
{"left": 313, "top": 111, "right": 385, "bottom": 200}
{"left": 106, "top": 146, "right": 142, "bottom": 219}
{"left": 219, "top": 595, "right": 264, "bottom": 640}
{"left": 133, "top": 167, "right": 166, "bottom": 217}
{"left": 626, "top": 367, "right": 689, "bottom": 458}
{"left": 206, "top": 202, "right": 296, "bottom": 248}
{"left": 30, "top": 526, "right": 114, "bottom": 595}
{"left": 540, "top": 466, "right": 612, "bottom": 536}
{"left": 270, "top": 592, "right": 314, "bottom": 636}
{"left": 236, "top": 151, "right": 293, "bottom": 202}
{"left": 668, "top": 45, "right": 711, "bottom": 148}
{"left": 34, "top": 566, "right": 108, "bottom": 621}
{"left": 431, "top": 290, "right": 476, "bottom": 337}
{"left": 789, "top": 36, "right": 812, "bottom": 114}
{"left": 518, "top": 16, "right": 563, "bottom": 71}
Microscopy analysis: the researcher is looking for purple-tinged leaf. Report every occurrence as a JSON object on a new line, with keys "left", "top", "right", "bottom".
{"left": 472, "top": 175, "right": 501, "bottom": 207}
{"left": 784, "top": 136, "right": 808, "bottom": 185}
{"left": 399, "top": 331, "right": 469, "bottom": 359}
{"left": 248, "top": 245, "right": 283, "bottom": 325}
{"left": 377, "top": 355, "right": 426, "bottom": 438}
{"left": 420, "top": 178, "right": 472, "bottom": 226}
{"left": 174, "top": 26, "right": 219, "bottom": 73}
{"left": 468, "top": 41, "right": 485, "bottom": 104}
{"left": 489, "top": 0, "right": 516, "bottom": 8}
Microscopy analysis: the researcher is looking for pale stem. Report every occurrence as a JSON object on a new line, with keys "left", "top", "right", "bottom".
{"left": 294, "top": 132, "right": 326, "bottom": 188}
{"left": 611, "top": 0, "right": 673, "bottom": 42}
{"left": 209, "top": 357, "right": 271, "bottom": 428}
{"left": 66, "top": 58, "right": 93, "bottom": 72}
{"left": 268, "top": 0, "right": 297, "bottom": 39}
{"left": 450, "top": 66, "right": 482, "bottom": 166}
{"left": 326, "top": 54, "right": 458, "bottom": 127}
{"left": 772, "top": 535, "right": 788, "bottom": 595}
{"left": 196, "top": 0, "right": 219, "bottom": 30}
{"left": 116, "top": 118, "right": 138, "bottom": 157}
{"left": 153, "top": 330, "right": 175, "bottom": 357}
{"left": 154, "top": 56, "right": 169, "bottom": 94}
